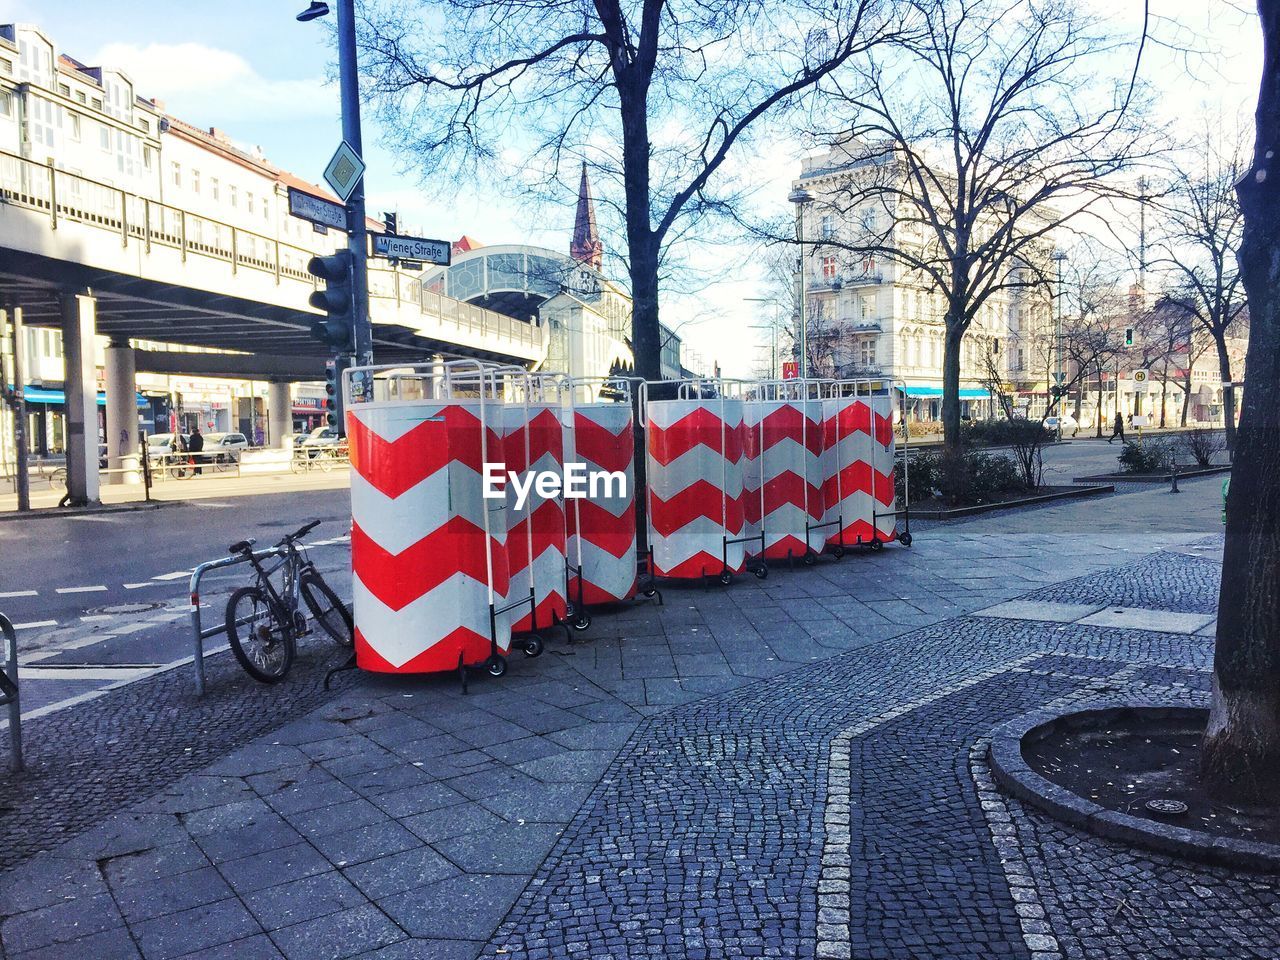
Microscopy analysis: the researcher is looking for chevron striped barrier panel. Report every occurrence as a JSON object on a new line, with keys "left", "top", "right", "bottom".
{"left": 563, "top": 395, "right": 638, "bottom": 607}
{"left": 500, "top": 397, "right": 569, "bottom": 636}
{"left": 744, "top": 390, "right": 828, "bottom": 560}
{"left": 821, "top": 392, "right": 899, "bottom": 548}
{"left": 644, "top": 388, "right": 755, "bottom": 581}
{"left": 347, "top": 398, "right": 512, "bottom": 675}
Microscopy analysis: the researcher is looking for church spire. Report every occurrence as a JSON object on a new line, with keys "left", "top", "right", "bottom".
{"left": 570, "top": 161, "right": 603, "bottom": 271}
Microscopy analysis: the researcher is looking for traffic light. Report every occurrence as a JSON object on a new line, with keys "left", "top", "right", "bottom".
{"left": 307, "top": 249, "right": 354, "bottom": 350}
{"left": 383, "top": 211, "right": 398, "bottom": 234}
{"left": 324, "top": 355, "right": 352, "bottom": 434}
{"left": 1124, "top": 326, "right": 1134, "bottom": 347}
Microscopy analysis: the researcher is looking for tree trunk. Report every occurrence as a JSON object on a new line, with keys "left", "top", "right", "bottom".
{"left": 1181, "top": 369, "right": 1193, "bottom": 426}
{"left": 1216, "top": 337, "right": 1238, "bottom": 456}
{"left": 1159, "top": 360, "right": 1169, "bottom": 428}
{"left": 618, "top": 73, "right": 661, "bottom": 383}
{"left": 1202, "top": 0, "right": 1280, "bottom": 804}
{"left": 941, "top": 320, "right": 964, "bottom": 452}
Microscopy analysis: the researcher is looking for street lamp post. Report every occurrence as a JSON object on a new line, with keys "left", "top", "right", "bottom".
{"left": 1050, "top": 249, "right": 1067, "bottom": 440}
{"left": 788, "top": 187, "right": 814, "bottom": 380}
{"left": 299, "top": 0, "right": 373, "bottom": 368}
{"left": 745, "top": 297, "right": 781, "bottom": 379}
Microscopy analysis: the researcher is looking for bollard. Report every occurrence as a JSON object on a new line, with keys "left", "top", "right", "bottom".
{"left": 1170, "top": 462, "right": 1180, "bottom": 494}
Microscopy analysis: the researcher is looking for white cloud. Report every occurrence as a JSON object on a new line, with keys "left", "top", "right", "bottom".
{"left": 89, "top": 41, "right": 333, "bottom": 124}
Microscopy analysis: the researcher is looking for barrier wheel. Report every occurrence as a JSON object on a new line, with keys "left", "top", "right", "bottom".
{"left": 753, "top": 564, "right": 769, "bottom": 580}
{"left": 485, "top": 655, "right": 508, "bottom": 677}
{"left": 522, "top": 636, "right": 544, "bottom": 658}
{"left": 572, "top": 612, "right": 592, "bottom": 631}
{"left": 832, "top": 544, "right": 846, "bottom": 560}
{"left": 565, "top": 600, "right": 577, "bottom": 618}
{"left": 718, "top": 570, "right": 734, "bottom": 586}
{"left": 870, "top": 538, "right": 884, "bottom": 552}
{"left": 900, "top": 531, "right": 913, "bottom": 547}
{"left": 803, "top": 550, "right": 818, "bottom": 566}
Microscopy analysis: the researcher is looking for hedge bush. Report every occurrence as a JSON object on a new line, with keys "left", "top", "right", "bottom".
{"left": 1117, "top": 439, "right": 1174, "bottom": 474}
{"left": 898, "top": 448, "right": 1029, "bottom": 506}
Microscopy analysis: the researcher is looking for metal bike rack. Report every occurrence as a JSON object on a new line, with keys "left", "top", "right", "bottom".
{"left": 187, "top": 547, "right": 282, "bottom": 696}
{"left": 0, "top": 613, "right": 22, "bottom": 771}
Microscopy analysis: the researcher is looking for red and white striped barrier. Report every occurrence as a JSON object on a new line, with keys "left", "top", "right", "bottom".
{"left": 645, "top": 392, "right": 747, "bottom": 579}
{"left": 821, "top": 393, "right": 898, "bottom": 547}
{"left": 744, "top": 390, "right": 827, "bottom": 560}
{"left": 500, "top": 393, "right": 569, "bottom": 634}
{"left": 348, "top": 399, "right": 511, "bottom": 673}
{"left": 563, "top": 389, "right": 637, "bottom": 604}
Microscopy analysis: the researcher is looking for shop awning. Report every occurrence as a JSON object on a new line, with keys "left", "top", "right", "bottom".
{"left": 897, "top": 386, "right": 992, "bottom": 399}
{"left": 9, "top": 385, "right": 149, "bottom": 408}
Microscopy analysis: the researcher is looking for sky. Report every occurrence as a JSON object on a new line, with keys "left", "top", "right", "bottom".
{"left": 0, "top": 0, "right": 1266, "bottom": 376}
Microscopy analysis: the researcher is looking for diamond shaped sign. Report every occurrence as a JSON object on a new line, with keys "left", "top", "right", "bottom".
{"left": 323, "top": 141, "right": 365, "bottom": 203}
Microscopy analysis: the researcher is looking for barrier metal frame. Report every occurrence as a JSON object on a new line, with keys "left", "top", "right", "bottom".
{"left": 0, "top": 612, "right": 22, "bottom": 771}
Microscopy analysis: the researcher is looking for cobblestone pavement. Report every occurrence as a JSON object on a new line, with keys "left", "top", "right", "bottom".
{"left": 3, "top": 478, "right": 1274, "bottom": 959}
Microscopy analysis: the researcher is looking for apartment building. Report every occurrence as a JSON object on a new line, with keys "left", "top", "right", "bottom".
{"left": 0, "top": 23, "right": 338, "bottom": 458}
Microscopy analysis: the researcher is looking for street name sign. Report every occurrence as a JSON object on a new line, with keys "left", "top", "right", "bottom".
{"left": 372, "top": 233, "right": 452, "bottom": 266}
{"left": 324, "top": 141, "right": 365, "bottom": 203}
{"left": 287, "top": 187, "right": 348, "bottom": 233}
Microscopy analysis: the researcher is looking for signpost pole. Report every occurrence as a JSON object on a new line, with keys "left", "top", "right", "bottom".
{"left": 336, "top": 0, "right": 372, "bottom": 368}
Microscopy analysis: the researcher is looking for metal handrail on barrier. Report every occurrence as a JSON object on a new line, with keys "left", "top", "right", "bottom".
{"left": 187, "top": 546, "right": 283, "bottom": 695}
{"left": 0, "top": 612, "right": 22, "bottom": 771}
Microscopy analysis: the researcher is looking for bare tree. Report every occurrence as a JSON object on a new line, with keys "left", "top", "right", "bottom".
{"left": 1204, "top": 0, "right": 1280, "bottom": 805}
{"left": 1150, "top": 127, "right": 1250, "bottom": 451}
{"left": 360, "top": 0, "right": 910, "bottom": 381}
{"left": 796, "top": 0, "right": 1151, "bottom": 451}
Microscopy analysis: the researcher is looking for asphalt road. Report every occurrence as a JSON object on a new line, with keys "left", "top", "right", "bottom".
{"left": 1, "top": 489, "right": 353, "bottom": 716}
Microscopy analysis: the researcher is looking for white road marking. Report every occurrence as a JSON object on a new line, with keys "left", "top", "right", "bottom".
{"left": 153, "top": 570, "right": 193, "bottom": 581}
{"left": 56, "top": 585, "right": 108, "bottom": 594}
{"left": 124, "top": 582, "right": 166, "bottom": 590}
{"left": 12, "top": 620, "right": 57, "bottom": 630}
{"left": 79, "top": 614, "right": 114, "bottom": 622}
{"left": 20, "top": 666, "right": 152, "bottom": 681}
{"left": 68, "top": 515, "right": 121, "bottom": 523}
{"left": 0, "top": 590, "right": 37, "bottom": 599}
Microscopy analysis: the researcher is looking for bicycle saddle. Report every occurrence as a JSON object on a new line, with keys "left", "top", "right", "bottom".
{"left": 229, "top": 538, "right": 256, "bottom": 555}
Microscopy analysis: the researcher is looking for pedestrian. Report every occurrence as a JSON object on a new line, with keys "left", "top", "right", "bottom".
{"left": 188, "top": 425, "right": 205, "bottom": 475}
{"left": 1107, "top": 411, "right": 1125, "bottom": 444}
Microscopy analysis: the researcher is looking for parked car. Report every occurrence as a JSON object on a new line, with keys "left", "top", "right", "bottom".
{"left": 299, "top": 427, "right": 341, "bottom": 457}
{"left": 147, "top": 433, "right": 187, "bottom": 459}
{"left": 201, "top": 432, "right": 249, "bottom": 462}
{"left": 1044, "top": 413, "right": 1078, "bottom": 433}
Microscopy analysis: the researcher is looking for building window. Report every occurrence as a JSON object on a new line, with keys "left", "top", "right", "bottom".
{"left": 70, "top": 114, "right": 80, "bottom": 140}
{"left": 0, "top": 93, "right": 9, "bottom": 117}
{"left": 211, "top": 178, "right": 220, "bottom": 201}
{"left": 821, "top": 256, "right": 837, "bottom": 281}
{"left": 138, "top": 118, "right": 149, "bottom": 134}
{"left": 92, "top": 97, "right": 102, "bottom": 111}
{"left": 230, "top": 186, "right": 238, "bottom": 208}
{"left": 861, "top": 295, "right": 875, "bottom": 321}
{"left": 192, "top": 169, "right": 201, "bottom": 194}
{"left": 75, "top": 90, "right": 86, "bottom": 104}
{"left": 859, "top": 339, "right": 877, "bottom": 368}
{"left": 819, "top": 215, "right": 836, "bottom": 240}
{"left": 143, "top": 146, "right": 152, "bottom": 170}
{"left": 172, "top": 162, "right": 181, "bottom": 187}
{"left": 247, "top": 192, "right": 255, "bottom": 214}
{"left": 58, "top": 82, "right": 70, "bottom": 97}
{"left": 0, "top": 58, "right": 11, "bottom": 76}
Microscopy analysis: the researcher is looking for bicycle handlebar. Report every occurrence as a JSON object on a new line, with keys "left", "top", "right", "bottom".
{"left": 277, "top": 519, "right": 321, "bottom": 547}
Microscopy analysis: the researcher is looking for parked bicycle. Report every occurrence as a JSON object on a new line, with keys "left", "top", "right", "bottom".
{"left": 224, "top": 520, "right": 353, "bottom": 683}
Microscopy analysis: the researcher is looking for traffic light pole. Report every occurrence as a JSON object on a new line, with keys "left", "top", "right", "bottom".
{"left": 337, "top": 0, "right": 372, "bottom": 368}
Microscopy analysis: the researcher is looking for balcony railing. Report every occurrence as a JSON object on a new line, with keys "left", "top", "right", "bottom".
{"left": 0, "top": 149, "right": 544, "bottom": 355}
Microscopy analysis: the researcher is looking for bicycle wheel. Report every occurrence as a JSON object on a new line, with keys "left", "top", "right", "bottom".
{"left": 300, "top": 573, "right": 353, "bottom": 647}
{"left": 49, "top": 467, "right": 67, "bottom": 491}
{"left": 226, "top": 586, "right": 294, "bottom": 682}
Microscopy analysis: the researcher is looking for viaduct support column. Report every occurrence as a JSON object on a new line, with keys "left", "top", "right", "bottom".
{"left": 268, "top": 382, "right": 292, "bottom": 448}
{"left": 104, "top": 337, "right": 140, "bottom": 484}
{"left": 60, "top": 290, "right": 99, "bottom": 506}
